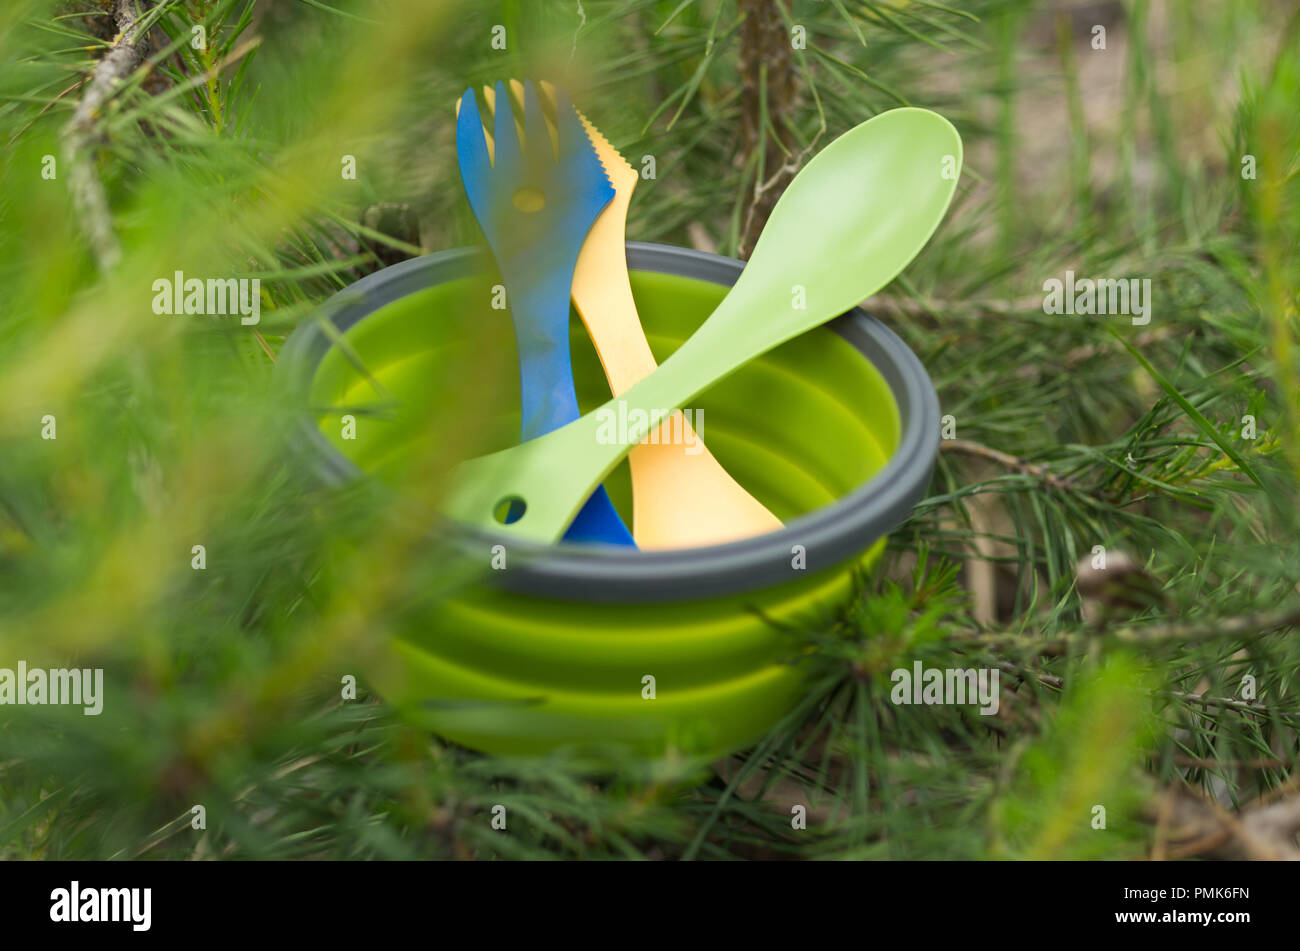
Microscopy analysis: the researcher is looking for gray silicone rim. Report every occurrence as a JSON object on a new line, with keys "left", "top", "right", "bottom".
{"left": 275, "top": 242, "right": 940, "bottom": 604}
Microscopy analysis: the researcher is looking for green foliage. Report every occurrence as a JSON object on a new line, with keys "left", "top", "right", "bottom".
{"left": 0, "top": 0, "right": 1297, "bottom": 860}
{"left": 991, "top": 655, "right": 1154, "bottom": 860}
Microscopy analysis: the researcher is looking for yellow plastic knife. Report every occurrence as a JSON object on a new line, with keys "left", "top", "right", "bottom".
{"left": 564, "top": 95, "right": 782, "bottom": 549}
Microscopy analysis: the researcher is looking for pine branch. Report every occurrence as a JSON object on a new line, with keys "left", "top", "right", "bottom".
{"left": 959, "top": 604, "right": 1300, "bottom": 658}
{"left": 940, "top": 439, "right": 1074, "bottom": 490}
{"left": 737, "top": 0, "right": 800, "bottom": 257}
{"left": 60, "top": 0, "right": 156, "bottom": 271}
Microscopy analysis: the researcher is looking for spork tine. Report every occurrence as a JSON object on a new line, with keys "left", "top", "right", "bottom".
{"left": 455, "top": 80, "right": 635, "bottom": 547}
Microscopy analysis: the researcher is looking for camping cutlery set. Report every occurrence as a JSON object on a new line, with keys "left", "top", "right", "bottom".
{"left": 453, "top": 79, "right": 961, "bottom": 550}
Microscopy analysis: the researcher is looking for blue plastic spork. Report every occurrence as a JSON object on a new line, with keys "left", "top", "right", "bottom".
{"left": 455, "top": 80, "right": 635, "bottom": 546}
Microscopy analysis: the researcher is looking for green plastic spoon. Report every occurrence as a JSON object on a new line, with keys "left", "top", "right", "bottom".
{"left": 442, "top": 107, "right": 962, "bottom": 545}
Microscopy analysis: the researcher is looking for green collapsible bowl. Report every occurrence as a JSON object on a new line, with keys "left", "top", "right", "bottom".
{"left": 276, "top": 243, "right": 939, "bottom": 758}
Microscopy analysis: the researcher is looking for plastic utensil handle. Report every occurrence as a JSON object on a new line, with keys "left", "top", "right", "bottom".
{"left": 507, "top": 259, "right": 637, "bottom": 546}
{"left": 509, "top": 256, "right": 588, "bottom": 440}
